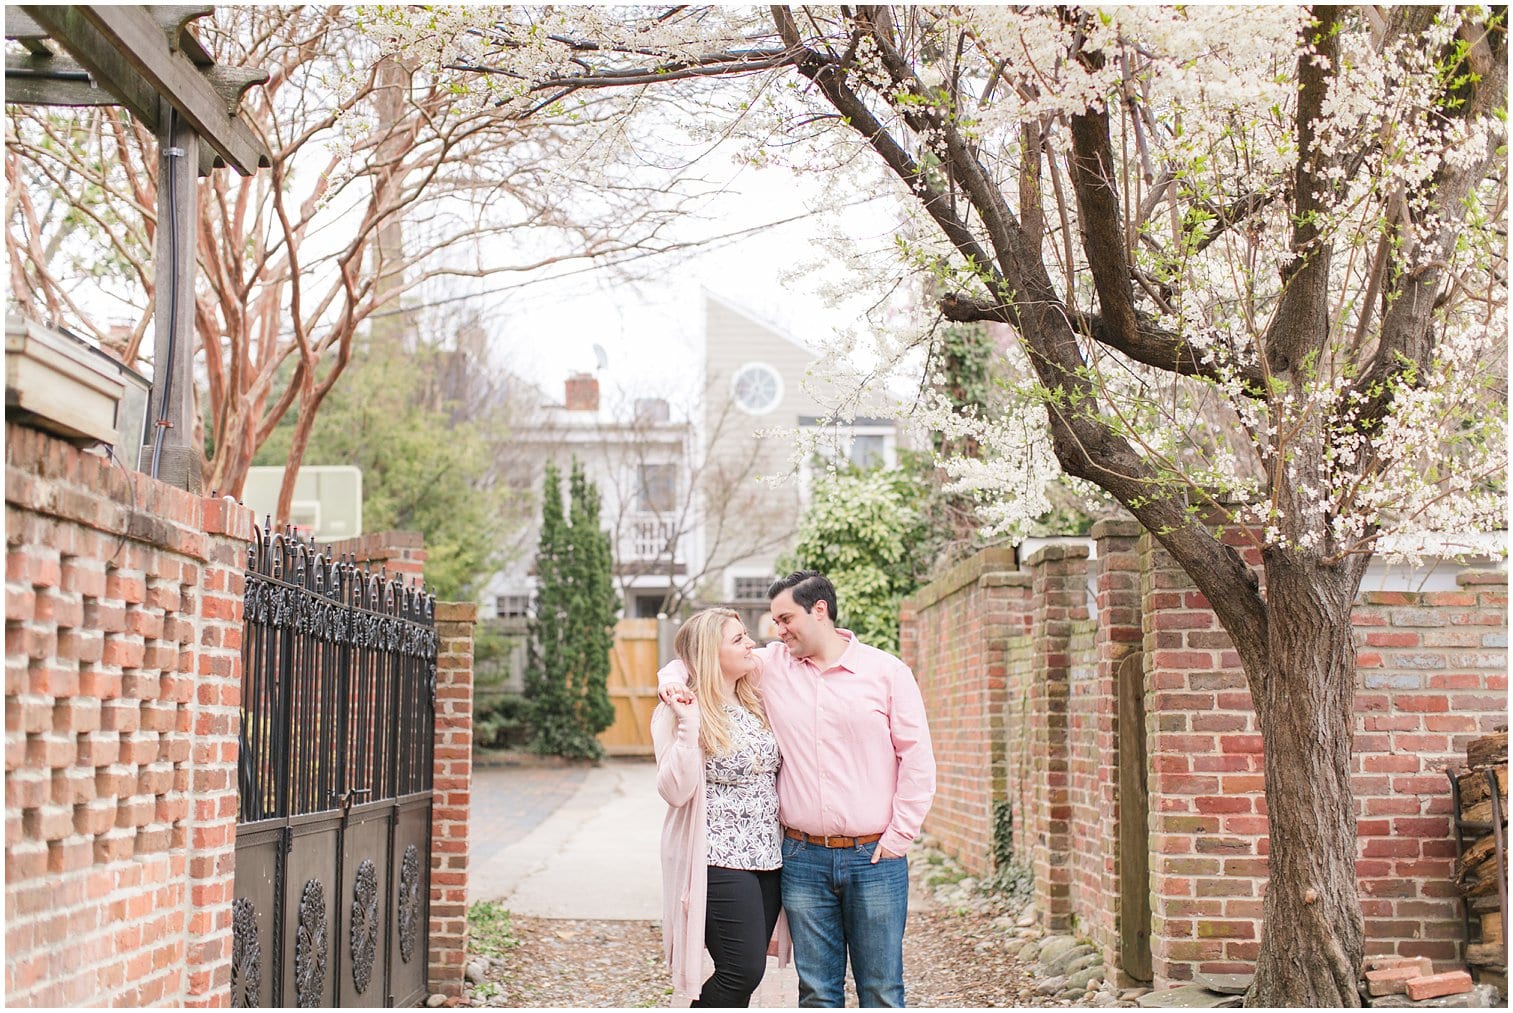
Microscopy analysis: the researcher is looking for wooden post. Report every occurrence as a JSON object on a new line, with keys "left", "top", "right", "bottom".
{"left": 141, "top": 100, "right": 201, "bottom": 491}
{"left": 1117, "top": 651, "right": 1153, "bottom": 982}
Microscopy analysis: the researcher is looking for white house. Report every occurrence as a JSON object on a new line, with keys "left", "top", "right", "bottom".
{"left": 483, "top": 291, "right": 905, "bottom": 638}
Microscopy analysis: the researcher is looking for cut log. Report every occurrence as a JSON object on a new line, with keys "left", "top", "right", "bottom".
{"left": 1455, "top": 833, "right": 1496, "bottom": 879}
{"left": 1458, "top": 764, "right": 1509, "bottom": 823}
{"left": 1470, "top": 892, "right": 1501, "bottom": 913}
{"left": 1482, "top": 909, "right": 1504, "bottom": 947}
{"left": 1467, "top": 732, "right": 1508, "bottom": 770}
{"left": 1464, "top": 941, "right": 1507, "bottom": 968}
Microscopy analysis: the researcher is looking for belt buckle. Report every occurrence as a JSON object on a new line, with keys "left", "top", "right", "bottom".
{"left": 823, "top": 834, "right": 844, "bottom": 848}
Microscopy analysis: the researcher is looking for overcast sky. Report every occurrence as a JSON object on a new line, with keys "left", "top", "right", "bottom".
{"left": 455, "top": 152, "right": 904, "bottom": 412}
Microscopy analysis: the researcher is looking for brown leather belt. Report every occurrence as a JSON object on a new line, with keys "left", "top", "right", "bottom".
{"left": 784, "top": 827, "right": 883, "bottom": 848}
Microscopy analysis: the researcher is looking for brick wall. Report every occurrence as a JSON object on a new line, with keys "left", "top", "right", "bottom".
{"left": 899, "top": 532, "right": 1508, "bottom": 988}
{"left": 5, "top": 423, "right": 252, "bottom": 1006}
{"left": 1344, "top": 572, "right": 1507, "bottom": 965}
{"left": 430, "top": 601, "right": 477, "bottom": 998}
{"left": 1140, "top": 538, "right": 1507, "bottom": 983}
{"left": 900, "top": 548, "right": 1023, "bottom": 876}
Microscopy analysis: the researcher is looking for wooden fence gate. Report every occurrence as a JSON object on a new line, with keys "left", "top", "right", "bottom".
{"left": 232, "top": 527, "right": 438, "bottom": 1007}
{"left": 598, "top": 618, "right": 662, "bottom": 755}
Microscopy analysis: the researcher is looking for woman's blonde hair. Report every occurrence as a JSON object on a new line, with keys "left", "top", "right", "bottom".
{"left": 674, "top": 607, "right": 768, "bottom": 756}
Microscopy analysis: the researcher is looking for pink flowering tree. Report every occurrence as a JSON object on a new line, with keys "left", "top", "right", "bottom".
{"left": 371, "top": 6, "right": 1508, "bottom": 1004}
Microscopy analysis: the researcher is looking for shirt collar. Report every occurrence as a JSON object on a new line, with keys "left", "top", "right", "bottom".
{"left": 829, "top": 628, "right": 861, "bottom": 673}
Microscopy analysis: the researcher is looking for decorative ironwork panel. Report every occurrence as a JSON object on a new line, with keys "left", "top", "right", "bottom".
{"left": 231, "top": 897, "right": 261, "bottom": 1008}
{"left": 295, "top": 878, "right": 328, "bottom": 1007}
{"left": 238, "top": 523, "right": 437, "bottom": 824}
{"left": 398, "top": 844, "right": 422, "bottom": 965}
{"left": 349, "top": 859, "right": 379, "bottom": 994}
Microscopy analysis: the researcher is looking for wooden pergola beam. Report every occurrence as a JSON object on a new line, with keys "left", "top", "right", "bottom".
{"left": 18, "top": 4, "right": 269, "bottom": 175}
{"left": 18, "top": 5, "right": 163, "bottom": 129}
{"left": 4, "top": 53, "right": 118, "bottom": 107}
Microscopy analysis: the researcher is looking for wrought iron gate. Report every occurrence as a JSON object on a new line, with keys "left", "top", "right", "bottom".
{"left": 232, "top": 526, "right": 438, "bottom": 1007}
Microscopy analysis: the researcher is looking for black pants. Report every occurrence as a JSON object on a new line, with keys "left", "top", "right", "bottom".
{"left": 692, "top": 866, "right": 782, "bottom": 1008}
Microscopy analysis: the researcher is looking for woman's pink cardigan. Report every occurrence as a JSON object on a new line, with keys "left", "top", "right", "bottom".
{"left": 651, "top": 702, "right": 791, "bottom": 1002}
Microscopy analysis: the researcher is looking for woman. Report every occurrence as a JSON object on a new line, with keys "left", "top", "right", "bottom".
{"left": 653, "top": 608, "right": 790, "bottom": 1007}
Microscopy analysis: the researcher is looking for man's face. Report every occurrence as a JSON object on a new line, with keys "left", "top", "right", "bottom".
{"left": 769, "top": 588, "right": 826, "bottom": 659}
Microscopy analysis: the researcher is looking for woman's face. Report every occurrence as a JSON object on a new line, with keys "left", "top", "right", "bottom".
{"left": 716, "top": 618, "right": 756, "bottom": 684}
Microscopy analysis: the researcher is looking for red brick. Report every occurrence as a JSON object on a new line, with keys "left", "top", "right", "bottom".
{"left": 1366, "top": 964, "right": 1426, "bottom": 996}
{"left": 102, "top": 637, "right": 145, "bottom": 669}
{"left": 1404, "top": 971, "right": 1472, "bottom": 1000}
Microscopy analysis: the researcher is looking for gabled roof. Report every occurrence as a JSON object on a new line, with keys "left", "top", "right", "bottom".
{"left": 703, "top": 288, "right": 816, "bottom": 357}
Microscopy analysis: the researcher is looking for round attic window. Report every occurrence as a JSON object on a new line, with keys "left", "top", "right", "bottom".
{"left": 732, "top": 362, "right": 783, "bottom": 415}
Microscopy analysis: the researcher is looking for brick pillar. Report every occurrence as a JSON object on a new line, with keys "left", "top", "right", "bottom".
{"left": 428, "top": 602, "right": 476, "bottom": 998}
{"left": 1025, "top": 543, "right": 1090, "bottom": 931}
{"left": 1088, "top": 519, "right": 1143, "bottom": 977}
{"left": 1140, "top": 530, "right": 1259, "bottom": 985}
{"left": 184, "top": 497, "right": 255, "bottom": 1007}
{"left": 326, "top": 531, "right": 427, "bottom": 585}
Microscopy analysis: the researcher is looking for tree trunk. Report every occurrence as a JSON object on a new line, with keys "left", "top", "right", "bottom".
{"left": 1246, "top": 552, "right": 1365, "bottom": 1007}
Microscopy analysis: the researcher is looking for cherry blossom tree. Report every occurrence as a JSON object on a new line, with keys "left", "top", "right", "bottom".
{"left": 372, "top": 5, "right": 1508, "bottom": 1004}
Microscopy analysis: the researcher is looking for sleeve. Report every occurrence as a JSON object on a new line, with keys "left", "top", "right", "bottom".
{"left": 651, "top": 702, "right": 703, "bottom": 808}
{"left": 656, "top": 658, "right": 690, "bottom": 691}
{"left": 657, "top": 642, "right": 780, "bottom": 692}
{"left": 881, "top": 660, "right": 937, "bottom": 856}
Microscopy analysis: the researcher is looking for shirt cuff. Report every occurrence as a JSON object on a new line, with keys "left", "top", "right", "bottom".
{"left": 879, "top": 830, "right": 914, "bottom": 856}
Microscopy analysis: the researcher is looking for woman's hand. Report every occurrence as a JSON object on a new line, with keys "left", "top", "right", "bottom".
{"left": 666, "top": 690, "right": 697, "bottom": 723}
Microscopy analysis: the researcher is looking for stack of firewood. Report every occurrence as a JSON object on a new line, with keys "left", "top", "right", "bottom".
{"left": 1454, "top": 730, "right": 1508, "bottom": 993}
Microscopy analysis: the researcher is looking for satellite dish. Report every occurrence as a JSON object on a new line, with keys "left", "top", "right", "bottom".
{"left": 592, "top": 343, "right": 609, "bottom": 371}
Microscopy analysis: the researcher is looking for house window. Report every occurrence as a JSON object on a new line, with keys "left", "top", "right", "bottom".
{"left": 632, "top": 593, "right": 667, "bottom": 618}
{"left": 850, "top": 434, "right": 887, "bottom": 469}
{"left": 732, "top": 363, "right": 783, "bottom": 415}
{"left": 495, "top": 594, "right": 531, "bottom": 619}
{"left": 731, "top": 575, "right": 775, "bottom": 602}
{"left": 637, "top": 463, "right": 677, "bottom": 513}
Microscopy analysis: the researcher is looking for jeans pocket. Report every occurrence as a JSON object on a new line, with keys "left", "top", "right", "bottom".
{"left": 782, "top": 836, "right": 804, "bottom": 860}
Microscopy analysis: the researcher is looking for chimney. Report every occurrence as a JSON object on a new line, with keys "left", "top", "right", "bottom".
{"left": 564, "top": 372, "right": 599, "bottom": 412}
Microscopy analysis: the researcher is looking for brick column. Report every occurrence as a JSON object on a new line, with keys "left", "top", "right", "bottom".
{"left": 1089, "top": 519, "right": 1143, "bottom": 978}
{"left": 183, "top": 498, "right": 255, "bottom": 1007}
{"left": 1025, "top": 543, "right": 1090, "bottom": 931}
{"left": 428, "top": 601, "right": 476, "bottom": 998}
{"left": 326, "top": 530, "right": 427, "bottom": 584}
{"left": 1140, "top": 529, "right": 1261, "bottom": 985}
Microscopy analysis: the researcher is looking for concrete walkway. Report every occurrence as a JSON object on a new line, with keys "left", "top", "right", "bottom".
{"left": 469, "top": 758, "right": 799, "bottom": 1006}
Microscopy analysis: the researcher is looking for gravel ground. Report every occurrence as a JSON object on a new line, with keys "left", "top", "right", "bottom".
{"left": 458, "top": 839, "right": 1134, "bottom": 1008}
{"left": 465, "top": 915, "right": 670, "bottom": 1008}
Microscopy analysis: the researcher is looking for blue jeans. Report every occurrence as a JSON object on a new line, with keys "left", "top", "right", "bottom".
{"left": 780, "top": 836, "right": 909, "bottom": 1007}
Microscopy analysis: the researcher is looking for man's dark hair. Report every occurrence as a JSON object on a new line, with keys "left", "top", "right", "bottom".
{"left": 768, "top": 571, "right": 839, "bottom": 625}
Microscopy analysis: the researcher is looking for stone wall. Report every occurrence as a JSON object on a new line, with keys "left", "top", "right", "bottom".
{"left": 900, "top": 531, "right": 1508, "bottom": 987}
{"left": 5, "top": 423, "right": 252, "bottom": 1006}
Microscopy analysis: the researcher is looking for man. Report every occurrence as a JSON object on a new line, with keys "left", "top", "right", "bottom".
{"left": 659, "top": 571, "right": 936, "bottom": 1007}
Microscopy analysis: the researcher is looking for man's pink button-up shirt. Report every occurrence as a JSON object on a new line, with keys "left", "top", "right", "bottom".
{"left": 660, "top": 629, "right": 936, "bottom": 856}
